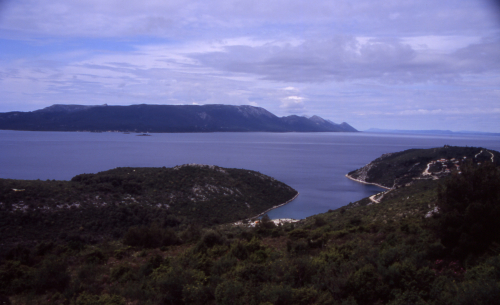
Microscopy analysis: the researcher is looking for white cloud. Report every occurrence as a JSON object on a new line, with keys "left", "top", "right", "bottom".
{"left": 1, "top": 0, "right": 500, "bottom": 131}
{"left": 280, "top": 95, "right": 306, "bottom": 113}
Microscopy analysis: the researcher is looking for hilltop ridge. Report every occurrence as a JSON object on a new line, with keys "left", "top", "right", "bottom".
{"left": 0, "top": 165, "right": 298, "bottom": 247}
{"left": 0, "top": 104, "right": 357, "bottom": 133}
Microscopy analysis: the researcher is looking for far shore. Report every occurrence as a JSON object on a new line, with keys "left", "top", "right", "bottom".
{"left": 345, "top": 174, "right": 392, "bottom": 190}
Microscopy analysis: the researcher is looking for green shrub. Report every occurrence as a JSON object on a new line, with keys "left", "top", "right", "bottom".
{"left": 195, "top": 230, "right": 226, "bottom": 252}
{"left": 123, "top": 224, "right": 179, "bottom": 249}
{"left": 259, "top": 284, "right": 293, "bottom": 305}
{"left": 215, "top": 281, "right": 246, "bottom": 305}
{"left": 0, "top": 260, "right": 32, "bottom": 294}
{"left": 110, "top": 264, "right": 134, "bottom": 283}
{"left": 437, "top": 162, "right": 500, "bottom": 259}
{"left": 210, "top": 255, "right": 237, "bottom": 277}
{"left": 138, "top": 254, "right": 165, "bottom": 278}
{"left": 291, "top": 286, "right": 320, "bottom": 305}
{"left": 0, "top": 295, "right": 10, "bottom": 305}
{"left": 31, "top": 256, "right": 70, "bottom": 294}
{"left": 75, "top": 263, "right": 103, "bottom": 295}
{"left": 74, "top": 292, "right": 125, "bottom": 305}
{"left": 84, "top": 249, "right": 106, "bottom": 264}
{"left": 152, "top": 266, "right": 207, "bottom": 305}
{"left": 5, "top": 245, "right": 33, "bottom": 266}
{"left": 346, "top": 264, "right": 379, "bottom": 303}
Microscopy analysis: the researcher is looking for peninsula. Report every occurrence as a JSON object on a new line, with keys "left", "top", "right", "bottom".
{"left": 0, "top": 164, "right": 298, "bottom": 247}
{"left": 346, "top": 145, "right": 499, "bottom": 189}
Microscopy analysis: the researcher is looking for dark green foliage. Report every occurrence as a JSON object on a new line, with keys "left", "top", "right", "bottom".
{"left": 152, "top": 265, "right": 208, "bottom": 305}
{"left": 215, "top": 280, "right": 246, "bottom": 305}
{"left": 5, "top": 245, "right": 33, "bottom": 266}
{"left": 0, "top": 256, "right": 71, "bottom": 296}
{"left": 2, "top": 147, "right": 500, "bottom": 304}
{"left": 437, "top": 162, "right": 500, "bottom": 259}
{"left": 139, "top": 254, "right": 164, "bottom": 278}
{"left": 0, "top": 260, "right": 32, "bottom": 294}
{"left": 0, "top": 166, "right": 297, "bottom": 250}
{"left": 110, "top": 264, "right": 135, "bottom": 283}
{"left": 195, "top": 229, "right": 226, "bottom": 252}
{"left": 259, "top": 214, "right": 276, "bottom": 229}
{"left": 0, "top": 295, "right": 10, "bottom": 305}
{"left": 31, "top": 256, "right": 70, "bottom": 294}
{"left": 84, "top": 249, "right": 106, "bottom": 264}
{"left": 123, "top": 224, "right": 179, "bottom": 248}
{"left": 74, "top": 292, "right": 125, "bottom": 305}
{"left": 349, "top": 146, "right": 500, "bottom": 188}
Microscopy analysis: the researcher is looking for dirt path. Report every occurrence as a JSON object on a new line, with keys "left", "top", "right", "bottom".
{"left": 368, "top": 189, "right": 392, "bottom": 204}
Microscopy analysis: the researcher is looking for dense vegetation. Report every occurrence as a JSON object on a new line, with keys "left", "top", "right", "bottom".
{"left": 437, "top": 162, "right": 500, "bottom": 259}
{"left": 348, "top": 145, "right": 500, "bottom": 188}
{"left": 1, "top": 153, "right": 499, "bottom": 304}
{"left": 0, "top": 165, "right": 297, "bottom": 249}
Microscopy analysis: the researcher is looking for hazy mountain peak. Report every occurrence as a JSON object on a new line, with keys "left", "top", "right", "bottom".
{"left": 308, "top": 115, "right": 328, "bottom": 124}
{"left": 35, "top": 104, "right": 105, "bottom": 113}
{"left": 235, "top": 105, "right": 276, "bottom": 119}
{"left": 1, "top": 104, "right": 357, "bottom": 133}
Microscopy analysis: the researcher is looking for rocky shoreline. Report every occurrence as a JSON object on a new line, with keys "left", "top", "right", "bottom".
{"left": 345, "top": 174, "right": 392, "bottom": 190}
{"left": 233, "top": 192, "right": 300, "bottom": 225}
{"left": 252, "top": 192, "right": 300, "bottom": 219}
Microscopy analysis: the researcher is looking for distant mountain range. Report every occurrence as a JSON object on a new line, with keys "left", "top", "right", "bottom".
{"left": 0, "top": 104, "right": 357, "bottom": 133}
{"left": 365, "top": 128, "right": 499, "bottom": 136}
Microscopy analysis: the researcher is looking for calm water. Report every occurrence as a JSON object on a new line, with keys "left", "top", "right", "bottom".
{"left": 1, "top": 131, "right": 499, "bottom": 219}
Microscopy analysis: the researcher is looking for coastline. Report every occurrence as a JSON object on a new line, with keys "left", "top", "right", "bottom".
{"left": 252, "top": 192, "right": 300, "bottom": 219}
{"left": 345, "top": 174, "right": 392, "bottom": 190}
{"left": 235, "top": 192, "right": 300, "bottom": 224}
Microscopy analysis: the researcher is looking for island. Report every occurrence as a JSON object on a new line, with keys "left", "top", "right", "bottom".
{"left": 0, "top": 104, "right": 358, "bottom": 133}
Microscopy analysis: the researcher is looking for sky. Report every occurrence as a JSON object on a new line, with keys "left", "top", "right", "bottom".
{"left": 0, "top": 0, "right": 499, "bottom": 132}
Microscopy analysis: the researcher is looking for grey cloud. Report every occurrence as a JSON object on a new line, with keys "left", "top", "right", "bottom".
{"left": 192, "top": 37, "right": 500, "bottom": 83}
{"left": 452, "top": 39, "right": 500, "bottom": 73}
{"left": 0, "top": 0, "right": 498, "bottom": 38}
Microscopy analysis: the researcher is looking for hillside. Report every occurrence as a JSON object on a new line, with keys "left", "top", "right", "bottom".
{"left": 1, "top": 149, "right": 499, "bottom": 305}
{"left": 0, "top": 104, "right": 357, "bottom": 132}
{"left": 347, "top": 145, "right": 500, "bottom": 189}
{"left": 0, "top": 165, "right": 298, "bottom": 247}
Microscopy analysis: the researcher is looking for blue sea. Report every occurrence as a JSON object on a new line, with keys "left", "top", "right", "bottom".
{"left": 1, "top": 130, "right": 499, "bottom": 219}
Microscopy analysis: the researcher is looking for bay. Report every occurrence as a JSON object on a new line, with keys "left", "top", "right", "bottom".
{"left": 1, "top": 130, "right": 499, "bottom": 219}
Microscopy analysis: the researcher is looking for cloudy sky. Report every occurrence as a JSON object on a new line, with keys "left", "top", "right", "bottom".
{"left": 0, "top": 0, "right": 499, "bottom": 132}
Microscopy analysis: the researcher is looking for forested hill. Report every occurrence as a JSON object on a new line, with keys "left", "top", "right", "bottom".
{"left": 347, "top": 145, "right": 500, "bottom": 189}
{"left": 0, "top": 104, "right": 357, "bottom": 132}
{"left": 1, "top": 152, "right": 500, "bottom": 304}
{"left": 0, "top": 165, "right": 298, "bottom": 246}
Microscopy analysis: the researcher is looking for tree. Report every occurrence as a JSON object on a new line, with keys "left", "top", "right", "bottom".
{"left": 437, "top": 162, "right": 500, "bottom": 258}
